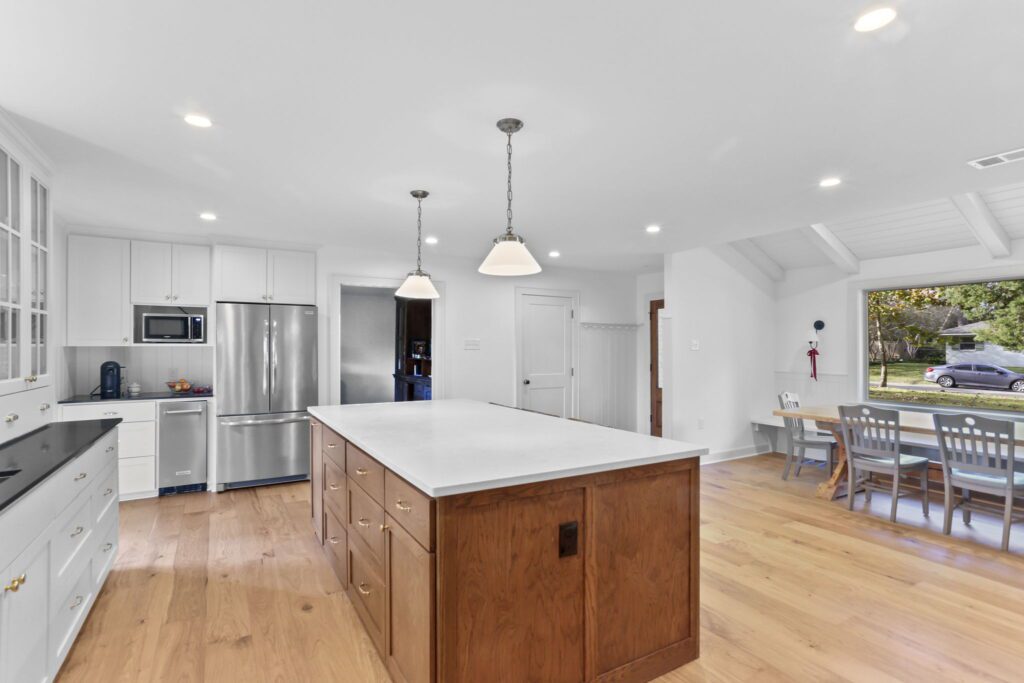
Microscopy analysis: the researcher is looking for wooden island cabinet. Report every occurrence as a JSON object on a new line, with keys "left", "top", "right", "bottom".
{"left": 309, "top": 400, "right": 705, "bottom": 683}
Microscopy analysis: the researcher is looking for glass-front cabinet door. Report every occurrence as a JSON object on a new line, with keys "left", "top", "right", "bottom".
{"left": 0, "top": 143, "right": 51, "bottom": 396}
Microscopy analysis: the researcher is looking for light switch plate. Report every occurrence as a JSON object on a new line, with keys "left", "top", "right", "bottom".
{"left": 690, "top": 339, "right": 700, "bottom": 351}
{"left": 464, "top": 338, "right": 481, "bottom": 351}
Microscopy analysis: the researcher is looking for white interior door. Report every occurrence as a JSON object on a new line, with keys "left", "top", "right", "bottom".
{"left": 518, "top": 293, "right": 573, "bottom": 417}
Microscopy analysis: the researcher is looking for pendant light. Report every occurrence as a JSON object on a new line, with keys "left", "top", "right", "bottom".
{"left": 396, "top": 190, "right": 440, "bottom": 299}
{"left": 478, "top": 118, "right": 542, "bottom": 276}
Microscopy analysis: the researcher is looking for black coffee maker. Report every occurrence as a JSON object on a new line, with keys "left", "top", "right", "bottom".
{"left": 100, "top": 361, "right": 122, "bottom": 399}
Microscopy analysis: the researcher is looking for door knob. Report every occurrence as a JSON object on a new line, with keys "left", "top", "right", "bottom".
{"left": 523, "top": 379, "right": 531, "bottom": 385}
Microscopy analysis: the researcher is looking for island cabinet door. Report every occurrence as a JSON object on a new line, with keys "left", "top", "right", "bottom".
{"left": 309, "top": 419, "right": 323, "bottom": 544}
{"left": 384, "top": 516, "right": 435, "bottom": 683}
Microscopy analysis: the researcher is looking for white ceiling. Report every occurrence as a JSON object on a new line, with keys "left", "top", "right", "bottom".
{"left": 2, "top": 0, "right": 1024, "bottom": 272}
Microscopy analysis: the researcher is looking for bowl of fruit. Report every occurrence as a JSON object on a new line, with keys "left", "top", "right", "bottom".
{"left": 166, "top": 378, "right": 193, "bottom": 393}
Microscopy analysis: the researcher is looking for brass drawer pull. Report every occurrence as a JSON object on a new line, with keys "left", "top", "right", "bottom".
{"left": 379, "top": 523, "right": 389, "bottom": 533}
{"left": 395, "top": 500, "right": 412, "bottom": 513}
{"left": 4, "top": 413, "right": 18, "bottom": 423}
{"left": 356, "top": 582, "right": 372, "bottom": 596}
{"left": 70, "top": 595, "right": 84, "bottom": 610}
{"left": 328, "top": 482, "right": 340, "bottom": 491}
{"left": 102, "top": 542, "right": 113, "bottom": 552}
{"left": 104, "top": 488, "right": 114, "bottom": 496}
{"left": 326, "top": 442, "right": 338, "bottom": 449}
{"left": 355, "top": 467, "right": 368, "bottom": 476}
{"left": 328, "top": 536, "right": 341, "bottom": 545}
{"left": 105, "top": 446, "right": 115, "bottom": 453}
{"left": 356, "top": 517, "right": 370, "bottom": 528}
{"left": 70, "top": 526, "right": 85, "bottom": 538}
{"left": 39, "top": 403, "right": 51, "bottom": 411}
{"left": 4, "top": 574, "right": 26, "bottom": 592}
{"left": 74, "top": 472, "right": 88, "bottom": 481}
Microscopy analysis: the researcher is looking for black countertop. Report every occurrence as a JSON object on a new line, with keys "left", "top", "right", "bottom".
{"left": 0, "top": 419, "right": 122, "bottom": 515}
{"left": 58, "top": 391, "right": 213, "bottom": 405}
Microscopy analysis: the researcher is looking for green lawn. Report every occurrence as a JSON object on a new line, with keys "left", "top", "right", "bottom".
{"left": 867, "top": 361, "right": 1024, "bottom": 413}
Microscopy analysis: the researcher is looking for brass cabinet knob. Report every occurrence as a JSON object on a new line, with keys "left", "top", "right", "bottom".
{"left": 4, "top": 413, "right": 18, "bottom": 423}
{"left": 4, "top": 574, "right": 26, "bottom": 592}
{"left": 39, "top": 403, "right": 50, "bottom": 411}
{"left": 328, "top": 536, "right": 340, "bottom": 545}
{"left": 356, "top": 583, "right": 372, "bottom": 596}
{"left": 379, "top": 523, "right": 389, "bottom": 533}
{"left": 395, "top": 500, "right": 412, "bottom": 512}
{"left": 326, "top": 443, "right": 338, "bottom": 449}
{"left": 355, "top": 467, "right": 368, "bottom": 476}
{"left": 328, "top": 483, "right": 340, "bottom": 491}
{"left": 356, "top": 517, "right": 370, "bottom": 528}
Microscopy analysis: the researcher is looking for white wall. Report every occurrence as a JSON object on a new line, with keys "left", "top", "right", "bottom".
{"left": 316, "top": 244, "right": 640, "bottom": 425}
{"left": 339, "top": 285, "right": 395, "bottom": 404}
{"left": 662, "top": 246, "right": 777, "bottom": 460}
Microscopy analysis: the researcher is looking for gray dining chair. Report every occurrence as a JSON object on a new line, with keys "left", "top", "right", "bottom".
{"left": 838, "top": 404, "right": 930, "bottom": 522}
{"left": 778, "top": 392, "right": 837, "bottom": 480}
{"left": 933, "top": 413, "right": 1024, "bottom": 551}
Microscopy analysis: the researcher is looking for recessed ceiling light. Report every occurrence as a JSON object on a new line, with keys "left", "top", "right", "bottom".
{"left": 548, "top": 250, "right": 561, "bottom": 258}
{"left": 854, "top": 7, "right": 897, "bottom": 32}
{"left": 645, "top": 225, "right": 661, "bottom": 234}
{"left": 199, "top": 212, "right": 217, "bottom": 221}
{"left": 818, "top": 177, "right": 842, "bottom": 188}
{"left": 184, "top": 114, "right": 213, "bottom": 128}
{"left": 424, "top": 236, "right": 438, "bottom": 245}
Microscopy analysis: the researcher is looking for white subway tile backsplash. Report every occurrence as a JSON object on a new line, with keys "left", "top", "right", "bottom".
{"left": 66, "top": 346, "right": 214, "bottom": 397}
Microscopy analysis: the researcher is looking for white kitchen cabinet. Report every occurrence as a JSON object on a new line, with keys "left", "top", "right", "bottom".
{"left": 216, "top": 245, "right": 267, "bottom": 302}
{"left": 172, "top": 243, "right": 212, "bottom": 305}
{"left": 215, "top": 245, "right": 315, "bottom": 304}
{"left": 129, "top": 240, "right": 173, "bottom": 304}
{"left": 67, "top": 235, "right": 131, "bottom": 347}
{"left": 0, "top": 541, "right": 49, "bottom": 683}
{"left": 131, "top": 241, "right": 211, "bottom": 306}
{"left": 268, "top": 249, "right": 316, "bottom": 304}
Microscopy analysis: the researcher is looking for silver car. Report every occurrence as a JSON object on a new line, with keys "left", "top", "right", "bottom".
{"left": 924, "top": 363, "right": 1024, "bottom": 392}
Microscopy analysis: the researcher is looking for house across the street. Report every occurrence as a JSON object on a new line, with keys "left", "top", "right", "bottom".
{"left": 940, "top": 321, "right": 1024, "bottom": 366}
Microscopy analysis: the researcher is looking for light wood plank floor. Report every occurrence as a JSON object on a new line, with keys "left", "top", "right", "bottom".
{"left": 58, "top": 454, "right": 1024, "bottom": 682}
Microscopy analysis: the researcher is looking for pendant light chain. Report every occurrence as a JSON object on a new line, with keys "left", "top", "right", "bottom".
{"left": 506, "top": 132, "right": 514, "bottom": 235}
{"left": 416, "top": 195, "right": 423, "bottom": 272}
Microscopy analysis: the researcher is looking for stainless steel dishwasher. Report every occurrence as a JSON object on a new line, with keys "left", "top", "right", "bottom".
{"left": 158, "top": 401, "right": 208, "bottom": 494}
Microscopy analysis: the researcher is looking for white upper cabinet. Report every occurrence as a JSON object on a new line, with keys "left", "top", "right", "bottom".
{"left": 129, "top": 240, "right": 173, "bottom": 304}
{"left": 130, "top": 240, "right": 210, "bottom": 306}
{"left": 67, "top": 235, "right": 131, "bottom": 347}
{"left": 215, "top": 246, "right": 315, "bottom": 304}
{"left": 172, "top": 243, "right": 211, "bottom": 306}
{"left": 268, "top": 249, "right": 316, "bottom": 304}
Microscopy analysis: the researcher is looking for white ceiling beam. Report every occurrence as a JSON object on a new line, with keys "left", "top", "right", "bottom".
{"left": 728, "top": 239, "right": 784, "bottom": 282}
{"left": 951, "top": 192, "right": 1011, "bottom": 258}
{"left": 805, "top": 223, "right": 859, "bottom": 274}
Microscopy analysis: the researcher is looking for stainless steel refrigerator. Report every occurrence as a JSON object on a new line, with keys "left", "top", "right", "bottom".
{"left": 215, "top": 303, "right": 317, "bottom": 490}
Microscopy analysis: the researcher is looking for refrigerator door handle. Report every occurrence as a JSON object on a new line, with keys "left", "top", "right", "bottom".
{"left": 262, "top": 318, "right": 270, "bottom": 397}
{"left": 220, "top": 415, "right": 311, "bottom": 427}
{"left": 271, "top": 318, "right": 278, "bottom": 399}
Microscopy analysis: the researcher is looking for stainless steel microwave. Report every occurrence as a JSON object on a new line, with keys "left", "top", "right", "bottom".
{"left": 141, "top": 312, "right": 206, "bottom": 343}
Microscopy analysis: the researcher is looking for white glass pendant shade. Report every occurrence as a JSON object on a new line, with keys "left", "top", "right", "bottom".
{"left": 396, "top": 272, "right": 439, "bottom": 299}
{"left": 478, "top": 235, "right": 541, "bottom": 276}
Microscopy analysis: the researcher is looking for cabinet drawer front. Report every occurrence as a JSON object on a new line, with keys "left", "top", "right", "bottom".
{"left": 118, "top": 421, "right": 155, "bottom": 458}
{"left": 94, "top": 461, "right": 119, "bottom": 528}
{"left": 348, "top": 477, "right": 385, "bottom": 565}
{"left": 52, "top": 562, "right": 95, "bottom": 664}
{"left": 348, "top": 536, "right": 386, "bottom": 652}
{"left": 323, "top": 505, "right": 347, "bottom": 583}
{"left": 51, "top": 494, "right": 94, "bottom": 606}
{"left": 61, "top": 401, "right": 156, "bottom": 423}
{"left": 92, "top": 517, "right": 119, "bottom": 588}
{"left": 0, "top": 384, "right": 54, "bottom": 442}
{"left": 346, "top": 443, "right": 384, "bottom": 504}
{"left": 385, "top": 471, "right": 435, "bottom": 551}
{"left": 119, "top": 455, "right": 155, "bottom": 496}
{"left": 322, "top": 427, "right": 346, "bottom": 469}
{"left": 51, "top": 430, "right": 116, "bottom": 509}
{"left": 323, "top": 455, "right": 346, "bottom": 521}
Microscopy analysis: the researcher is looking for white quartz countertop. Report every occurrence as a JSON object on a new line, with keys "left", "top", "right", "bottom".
{"left": 308, "top": 399, "right": 707, "bottom": 497}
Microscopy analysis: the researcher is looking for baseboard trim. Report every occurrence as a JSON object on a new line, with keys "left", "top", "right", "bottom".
{"left": 700, "top": 443, "right": 772, "bottom": 466}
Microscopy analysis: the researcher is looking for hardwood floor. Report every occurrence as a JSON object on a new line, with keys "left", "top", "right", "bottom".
{"left": 58, "top": 454, "right": 1024, "bottom": 682}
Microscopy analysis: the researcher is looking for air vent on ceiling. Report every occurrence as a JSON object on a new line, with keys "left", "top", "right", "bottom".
{"left": 968, "top": 147, "right": 1024, "bottom": 169}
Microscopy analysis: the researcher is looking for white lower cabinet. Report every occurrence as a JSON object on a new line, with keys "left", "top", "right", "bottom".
{"left": 0, "top": 427, "right": 119, "bottom": 683}
{"left": 60, "top": 401, "right": 157, "bottom": 499}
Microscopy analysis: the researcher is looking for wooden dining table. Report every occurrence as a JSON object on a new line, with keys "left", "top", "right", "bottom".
{"left": 772, "top": 404, "right": 1024, "bottom": 500}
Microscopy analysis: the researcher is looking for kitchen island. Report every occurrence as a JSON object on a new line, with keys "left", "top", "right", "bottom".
{"left": 308, "top": 399, "right": 706, "bottom": 683}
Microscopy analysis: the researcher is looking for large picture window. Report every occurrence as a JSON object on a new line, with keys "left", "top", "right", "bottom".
{"left": 866, "top": 279, "right": 1024, "bottom": 413}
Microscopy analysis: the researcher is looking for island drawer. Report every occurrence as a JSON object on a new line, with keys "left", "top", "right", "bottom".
{"left": 323, "top": 456, "right": 346, "bottom": 522}
{"left": 322, "top": 427, "right": 346, "bottom": 469}
{"left": 347, "top": 443, "right": 385, "bottom": 504}
{"left": 348, "top": 535, "right": 386, "bottom": 655}
{"left": 384, "top": 471, "right": 435, "bottom": 551}
{"left": 323, "top": 505, "right": 348, "bottom": 584}
{"left": 348, "top": 477, "right": 386, "bottom": 565}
